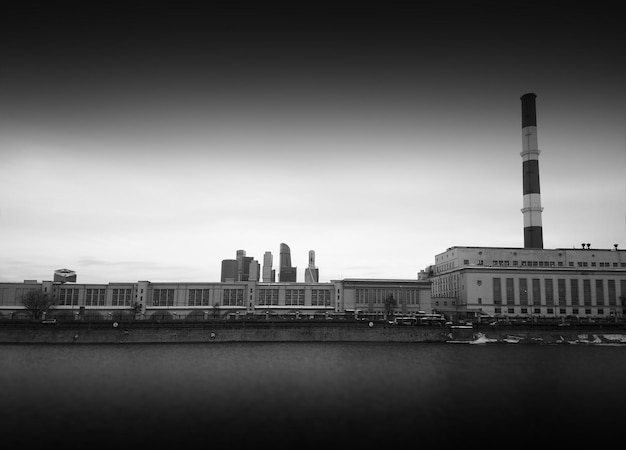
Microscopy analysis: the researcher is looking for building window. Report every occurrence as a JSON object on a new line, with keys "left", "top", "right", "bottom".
{"left": 112, "top": 288, "right": 132, "bottom": 306}
{"left": 59, "top": 288, "right": 79, "bottom": 306}
{"left": 595, "top": 280, "right": 605, "bottom": 306}
{"left": 532, "top": 279, "right": 541, "bottom": 306}
{"left": 285, "top": 289, "right": 305, "bottom": 306}
{"left": 258, "top": 289, "right": 278, "bottom": 306}
{"left": 188, "top": 289, "right": 210, "bottom": 306}
{"left": 312, "top": 289, "right": 331, "bottom": 306}
{"left": 85, "top": 288, "right": 106, "bottom": 306}
{"left": 558, "top": 279, "right": 566, "bottom": 306}
{"left": 153, "top": 289, "right": 174, "bottom": 306}
{"left": 503, "top": 278, "right": 514, "bottom": 305}
{"left": 545, "top": 279, "right": 554, "bottom": 306}
{"left": 223, "top": 289, "right": 244, "bottom": 306}
{"left": 571, "top": 279, "right": 579, "bottom": 306}
{"left": 583, "top": 280, "right": 592, "bottom": 306}
{"left": 519, "top": 279, "right": 528, "bottom": 305}
{"left": 493, "top": 278, "right": 502, "bottom": 305}
{"left": 608, "top": 280, "right": 617, "bottom": 306}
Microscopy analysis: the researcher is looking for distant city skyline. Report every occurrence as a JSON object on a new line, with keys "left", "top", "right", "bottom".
{"left": 1, "top": 4, "right": 625, "bottom": 284}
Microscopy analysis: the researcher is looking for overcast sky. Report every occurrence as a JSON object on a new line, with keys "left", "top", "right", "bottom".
{"left": 1, "top": 3, "right": 625, "bottom": 284}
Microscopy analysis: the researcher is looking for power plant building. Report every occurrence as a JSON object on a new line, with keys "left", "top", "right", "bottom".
{"left": 427, "top": 93, "right": 626, "bottom": 321}
{"left": 430, "top": 246, "right": 626, "bottom": 321}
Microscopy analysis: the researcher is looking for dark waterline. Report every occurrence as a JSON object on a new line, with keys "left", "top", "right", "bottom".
{"left": 2, "top": 342, "right": 624, "bottom": 448}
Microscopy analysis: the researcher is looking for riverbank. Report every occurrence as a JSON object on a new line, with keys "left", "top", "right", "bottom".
{"left": 0, "top": 321, "right": 447, "bottom": 344}
{"left": 2, "top": 320, "right": 626, "bottom": 344}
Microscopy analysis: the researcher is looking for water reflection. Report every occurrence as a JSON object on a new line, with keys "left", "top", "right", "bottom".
{"left": 1, "top": 343, "right": 624, "bottom": 448}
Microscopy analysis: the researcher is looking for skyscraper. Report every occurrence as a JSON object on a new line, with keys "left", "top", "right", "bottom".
{"left": 248, "top": 260, "right": 260, "bottom": 282}
{"left": 220, "top": 259, "right": 237, "bottom": 282}
{"left": 279, "top": 243, "right": 297, "bottom": 282}
{"left": 304, "top": 250, "right": 319, "bottom": 283}
{"left": 262, "top": 251, "right": 275, "bottom": 282}
{"left": 236, "top": 250, "right": 247, "bottom": 280}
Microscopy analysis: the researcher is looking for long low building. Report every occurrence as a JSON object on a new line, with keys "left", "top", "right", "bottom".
{"left": 0, "top": 278, "right": 434, "bottom": 321}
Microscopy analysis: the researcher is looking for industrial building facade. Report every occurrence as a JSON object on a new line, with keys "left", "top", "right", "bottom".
{"left": 0, "top": 278, "right": 433, "bottom": 321}
{"left": 430, "top": 246, "right": 626, "bottom": 320}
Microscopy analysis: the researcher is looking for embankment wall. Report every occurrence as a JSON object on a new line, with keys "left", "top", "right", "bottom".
{"left": 0, "top": 322, "right": 448, "bottom": 344}
{"left": 2, "top": 321, "right": 626, "bottom": 344}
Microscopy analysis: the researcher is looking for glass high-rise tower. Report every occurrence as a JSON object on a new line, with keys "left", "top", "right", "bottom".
{"left": 279, "top": 243, "right": 297, "bottom": 282}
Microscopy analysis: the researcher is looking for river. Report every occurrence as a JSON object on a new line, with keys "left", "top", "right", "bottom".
{"left": 1, "top": 342, "right": 624, "bottom": 448}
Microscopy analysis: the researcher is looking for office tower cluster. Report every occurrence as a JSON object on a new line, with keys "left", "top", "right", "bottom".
{"left": 221, "top": 243, "right": 318, "bottom": 283}
{"left": 220, "top": 250, "right": 260, "bottom": 282}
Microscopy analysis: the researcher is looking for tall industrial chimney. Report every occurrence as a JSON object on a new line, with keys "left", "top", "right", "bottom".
{"left": 520, "top": 93, "right": 544, "bottom": 249}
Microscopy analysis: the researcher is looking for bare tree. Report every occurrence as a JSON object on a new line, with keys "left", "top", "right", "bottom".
{"left": 131, "top": 302, "right": 141, "bottom": 320}
{"left": 384, "top": 293, "right": 396, "bottom": 320}
{"left": 20, "top": 290, "right": 56, "bottom": 320}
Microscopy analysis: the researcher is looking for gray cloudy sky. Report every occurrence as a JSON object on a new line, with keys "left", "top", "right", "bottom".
{"left": 1, "top": 3, "right": 625, "bottom": 283}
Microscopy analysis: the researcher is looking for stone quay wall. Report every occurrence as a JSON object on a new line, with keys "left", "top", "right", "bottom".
{"left": 1, "top": 321, "right": 625, "bottom": 344}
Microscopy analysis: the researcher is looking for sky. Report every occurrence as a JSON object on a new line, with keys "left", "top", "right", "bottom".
{"left": 1, "top": 3, "right": 625, "bottom": 284}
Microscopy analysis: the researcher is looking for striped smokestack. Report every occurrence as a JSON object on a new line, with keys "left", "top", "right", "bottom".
{"left": 520, "top": 93, "right": 544, "bottom": 249}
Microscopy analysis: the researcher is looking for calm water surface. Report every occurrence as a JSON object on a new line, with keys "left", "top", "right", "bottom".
{"left": 1, "top": 342, "right": 624, "bottom": 448}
